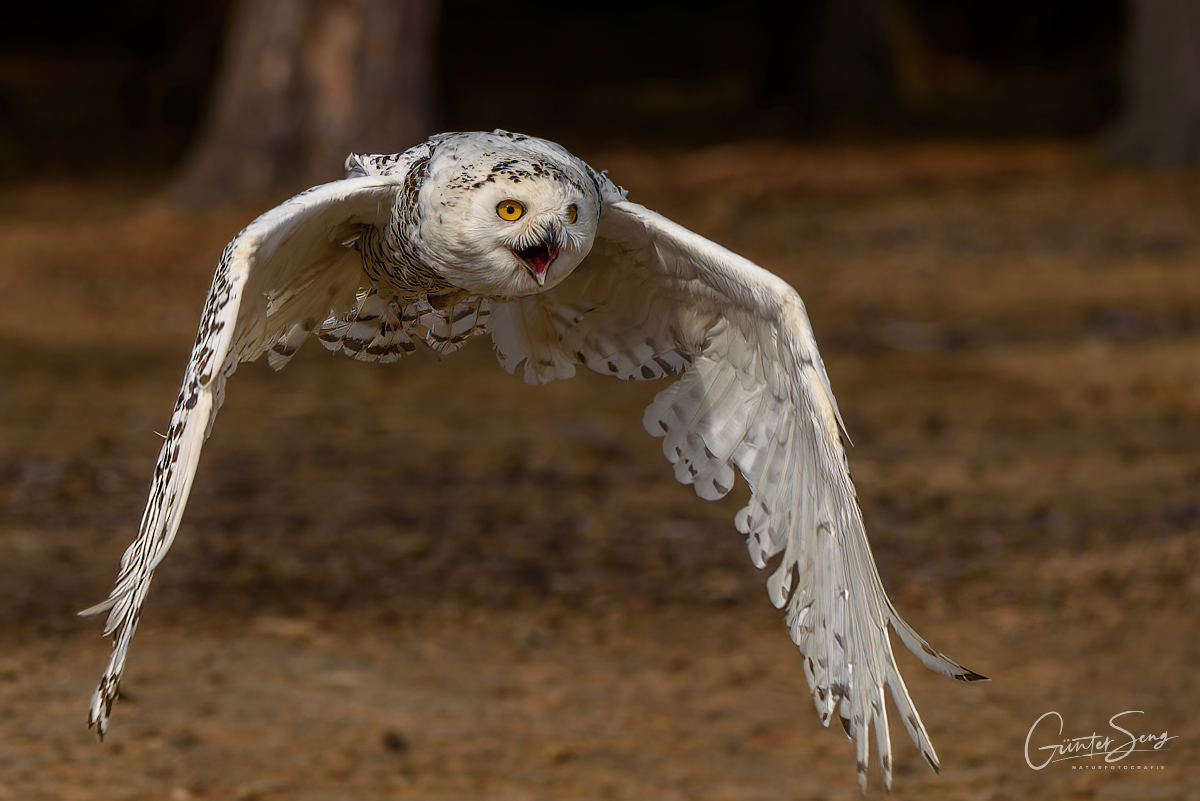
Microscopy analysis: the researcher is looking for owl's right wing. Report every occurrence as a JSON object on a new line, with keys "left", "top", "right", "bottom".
{"left": 483, "top": 190, "right": 985, "bottom": 792}
{"left": 79, "top": 173, "right": 420, "bottom": 738}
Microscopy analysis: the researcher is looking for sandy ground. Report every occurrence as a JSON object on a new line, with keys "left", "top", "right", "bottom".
{"left": 1, "top": 141, "right": 1199, "bottom": 800}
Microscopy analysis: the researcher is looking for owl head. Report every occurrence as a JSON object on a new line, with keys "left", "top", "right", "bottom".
{"left": 412, "top": 132, "right": 601, "bottom": 297}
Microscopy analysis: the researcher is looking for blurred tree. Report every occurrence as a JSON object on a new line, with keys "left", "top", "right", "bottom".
{"left": 757, "top": 0, "right": 897, "bottom": 130}
{"left": 1106, "top": 0, "right": 1200, "bottom": 168}
{"left": 169, "top": 0, "right": 438, "bottom": 206}
{"left": 806, "top": 0, "right": 896, "bottom": 116}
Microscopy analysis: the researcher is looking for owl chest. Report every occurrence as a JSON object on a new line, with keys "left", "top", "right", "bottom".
{"left": 356, "top": 224, "right": 452, "bottom": 299}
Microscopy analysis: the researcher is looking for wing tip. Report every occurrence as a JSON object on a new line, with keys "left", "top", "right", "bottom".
{"left": 78, "top": 597, "right": 117, "bottom": 618}
{"left": 87, "top": 682, "right": 114, "bottom": 741}
{"left": 889, "top": 611, "right": 987, "bottom": 684}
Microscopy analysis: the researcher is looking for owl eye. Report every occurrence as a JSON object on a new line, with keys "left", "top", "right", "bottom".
{"left": 496, "top": 200, "right": 525, "bottom": 221}
{"left": 565, "top": 204, "right": 578, "bottom": 224}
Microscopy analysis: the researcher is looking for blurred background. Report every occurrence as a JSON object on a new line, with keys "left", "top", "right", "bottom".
{"left": 1, "top": 2, "right": 1199, "bottom": 799}
{"left": 2, "top": 0, "right": 1189, "bottom": 191}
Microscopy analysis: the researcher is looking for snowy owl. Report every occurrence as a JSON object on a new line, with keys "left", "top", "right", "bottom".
{"left": 82, "top": 130, "right": 983, "bottom": 791}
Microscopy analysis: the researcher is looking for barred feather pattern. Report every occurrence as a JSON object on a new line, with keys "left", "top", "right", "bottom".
{"left": 311, "top": 288, "right": 490, "bottom": 365}
{"left": 79, "top": 175, "right": 407, "bottom": 737}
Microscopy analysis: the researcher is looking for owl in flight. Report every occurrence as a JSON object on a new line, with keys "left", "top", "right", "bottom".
{"left": 83, "top": 130, "right": 983, "bottom": 791}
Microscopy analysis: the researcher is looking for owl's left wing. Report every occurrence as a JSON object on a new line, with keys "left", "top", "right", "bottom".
{"left": 486, "top": 191, "right": 984, "bottom": 792}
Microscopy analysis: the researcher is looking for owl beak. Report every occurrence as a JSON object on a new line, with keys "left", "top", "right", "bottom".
{"left": 513, "top": 238, "right": 562, "bottom": 286}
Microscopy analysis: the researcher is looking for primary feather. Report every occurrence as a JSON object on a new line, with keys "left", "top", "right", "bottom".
{"left": 83, "top": 130, "right": 984, "bottom": 791}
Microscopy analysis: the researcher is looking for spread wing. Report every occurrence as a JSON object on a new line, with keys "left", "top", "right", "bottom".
{"left": 78, "top": 174, "right": 425, "bottom": 736}
{"left": 486, "top": 187, "right": 986, "bottom": 792}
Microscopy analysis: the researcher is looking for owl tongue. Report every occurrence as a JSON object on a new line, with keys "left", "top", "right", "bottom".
{"left": 514, "top": 241, "right": 561, "bottom": 278}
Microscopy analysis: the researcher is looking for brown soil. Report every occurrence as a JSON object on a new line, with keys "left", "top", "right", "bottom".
{"left": 1, "top": 142, "right": 1198, "bottom": 800}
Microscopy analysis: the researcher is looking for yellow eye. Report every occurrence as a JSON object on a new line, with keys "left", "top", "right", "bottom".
{"left": 565, "top": 204, "right": 578, "bottom": 224}
{"left": 496, "top": 199, "right": 525, "bottom": 221}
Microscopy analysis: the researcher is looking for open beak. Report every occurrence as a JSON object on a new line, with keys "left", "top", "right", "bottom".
{"left": 512, "top": 237, "right": 562, "bottom": 286}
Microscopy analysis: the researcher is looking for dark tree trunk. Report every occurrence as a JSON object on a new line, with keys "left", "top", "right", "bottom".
{"left": 807, "top": 0, "right": 895, "bottom": 112}
{"left": 170, "top": 0, "right": 438, "bottom": 206}
{"left": 1105, "top": 0, "right": 1200, "bottom": 169}
{"left": 757, "top": 0, "right": 897, "bottom": 131}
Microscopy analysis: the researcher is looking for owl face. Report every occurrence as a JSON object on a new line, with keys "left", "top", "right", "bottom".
{"left": 414, "top": 135, "right": 600, "bottom": 297}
